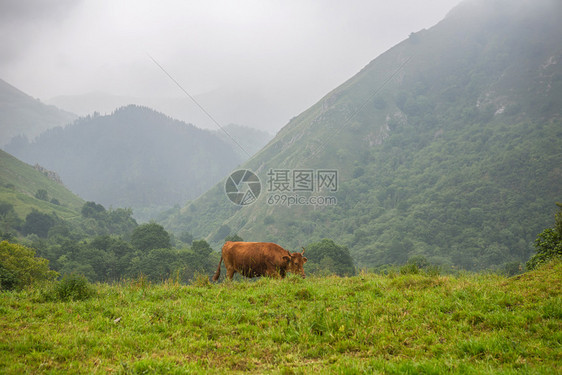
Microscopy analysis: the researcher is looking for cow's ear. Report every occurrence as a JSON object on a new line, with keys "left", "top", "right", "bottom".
{"left": 303, "top": 257, "right": 308, "bottom": 263}
{"left": 283, "top": 255, "right": 291, "bottom": 263}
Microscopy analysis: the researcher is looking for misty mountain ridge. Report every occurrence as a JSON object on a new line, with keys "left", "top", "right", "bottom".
{"left": 0, "top": 79, "right": 77, "bottom": 147}
{"left": 47, "top": 86, "right": 290, "bottom": 134}
{"left": 162, "top": 0, "right": 562, "bottom": 271}
{"left": 4, "top": 105, "right": 251, "bottom": 217}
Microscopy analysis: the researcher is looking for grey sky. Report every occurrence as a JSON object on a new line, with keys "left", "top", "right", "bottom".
{"left": 1, "top": 0, "right": 461, "bottom": 132}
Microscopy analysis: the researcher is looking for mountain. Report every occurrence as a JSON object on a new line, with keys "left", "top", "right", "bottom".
{"left": 162, "top": 0, "right": 562, "bottom": 271}
{"left": 0, "top": 149, "right": 84, "bottom": 221}
{"left": 0, "top": 79, "right": 77, "bottom": 147}
{"left": 4, "top": 105, "right": 243, "bottom": 216}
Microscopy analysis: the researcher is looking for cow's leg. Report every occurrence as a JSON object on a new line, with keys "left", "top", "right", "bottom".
{"left": 226, "top": 268, "right": 235, "bottom": 280}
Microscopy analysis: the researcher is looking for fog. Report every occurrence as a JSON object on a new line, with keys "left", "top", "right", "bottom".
{"left": 2, "top": 0, "right": 460, "bottom": 132}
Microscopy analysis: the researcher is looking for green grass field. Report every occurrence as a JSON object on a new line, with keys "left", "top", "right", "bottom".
{"left": 1, "top": 261, "right": 560, "bottom": 374}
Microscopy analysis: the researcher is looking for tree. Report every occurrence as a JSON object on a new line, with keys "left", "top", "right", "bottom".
{"left": 527, "top": 203, "right": 562, "bottom": 270}
{"left": 0, "top": 241, "right": 58, "bottom": 290}
{"left": 22, "top": 210, "right": 56, "bottom": 238}
{"left": 192, "top": 240, "right": 213, "bottom": 257}
{"left": 131, "top": 222, "right": 171, "bottom": 252}
{"left": 0, "top": 202, "right": 22, "bottom": 234}
{"left": 81, "top": 201, "right": 106, "bottom": 219}
{"left": 225, "top": 234, "right": 243, "bottom": 242}
{"left": 305, "top": 239, "right": 355, "bottom": 276}
{"left": 35, "top": 189, "right": 48, "bottom": 201}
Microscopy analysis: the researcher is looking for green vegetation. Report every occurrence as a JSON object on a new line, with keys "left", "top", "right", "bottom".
{"left": 527, "top": 203, "right": 562, "bottom": 270}
{"left": 0, "top": 260, "right": 560, "bottom": 373}
{"left": 21, "top": 205, "right": 218, "bottom": 283}
{"left": 305, "top": 239, "right": 355, "bottom": 276}
{"left": 131, "top": 222, "right": 172, "bottom": 252}
{"left": 0, "top": 146, "right": 221, "bottom": 284}
{"left": 0, "top": 151, "right": 217, "bottom": 284}
{"left": 41, "top": 273, "right": 95, "bottom": 302}
{"left": 0, "top": 241, "right": 58, "bottom": 290}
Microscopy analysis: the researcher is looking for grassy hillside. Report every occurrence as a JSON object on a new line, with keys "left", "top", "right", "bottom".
{"left": 0, "top": 79, "right": 76, "bottom": 147}
{"left": 163, "top": 0, "right": 562, "bottom": 271}
{"left": 0, "top": 261, "right": 560, "bottom": 373}
{"left": 0, "top": 149, "right": 83, "bottom": 220}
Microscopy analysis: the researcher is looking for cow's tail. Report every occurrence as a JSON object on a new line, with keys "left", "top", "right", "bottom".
{"left": 212, "top": 255, "right": 223, "bottom": 281}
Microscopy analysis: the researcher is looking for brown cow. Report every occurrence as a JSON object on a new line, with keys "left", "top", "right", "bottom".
{"left": 212, "top": 241, "right": 307, "bottom": 281}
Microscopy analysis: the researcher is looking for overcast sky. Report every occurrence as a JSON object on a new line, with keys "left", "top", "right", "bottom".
{"left": 1, "top": 0, "right": 461, "bottom": 132}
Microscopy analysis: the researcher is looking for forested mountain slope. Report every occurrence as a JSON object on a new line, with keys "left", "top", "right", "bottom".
{"left": 5, "top": 105, "right": 243, "bottom": 213}
{"left": 163, "top": 0, "right": 562, "bottom": 271}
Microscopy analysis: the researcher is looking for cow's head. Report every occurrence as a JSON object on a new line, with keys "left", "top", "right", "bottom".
{"left": 287, "top": 247, "right": 307, "bottom": 278}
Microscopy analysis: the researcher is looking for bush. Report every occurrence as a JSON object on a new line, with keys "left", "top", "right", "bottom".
{"left": 305, "top": 239, "right": 355, "bottom": 276}
{"left": 527, "top": 203, "right": 562, "bottom": 270}
{"left": 44, "top": 274, "right": 95, "bottom": 302}
{"left": 0, "top": 241, "right": 58, "bottom": 290}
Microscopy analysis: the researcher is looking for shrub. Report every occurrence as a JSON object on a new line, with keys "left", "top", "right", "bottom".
{"left": 44, "top": 274, "right": 95, "bottom": 302}
{"left": 0, "top": 241, "right": 58, "bottom": 290}
{"left": 527, "top": 203, "right": 562, "bottom": 270}
{"left": 305, "top": 239, "right": 355, "bottom": 276}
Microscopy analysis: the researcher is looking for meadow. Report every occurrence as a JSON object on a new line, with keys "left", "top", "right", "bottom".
{"left": 0, "top": 261, "right": 560, "bottom": 374}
